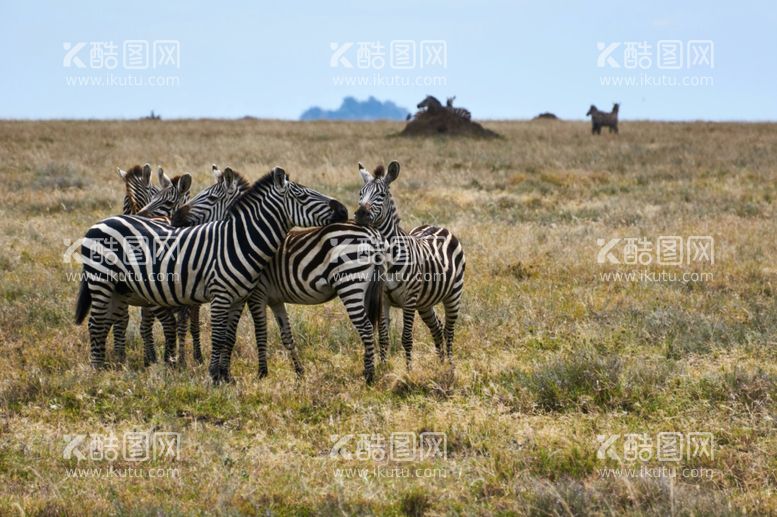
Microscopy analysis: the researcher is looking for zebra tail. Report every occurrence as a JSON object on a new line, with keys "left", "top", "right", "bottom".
{"left": 74, "top": 276, "right": 91, "bottom": 325}
{"left": 365, "top": 269, "right": 384, "bottom": 329}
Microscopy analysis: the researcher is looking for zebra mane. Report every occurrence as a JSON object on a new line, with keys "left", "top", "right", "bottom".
{"left": 124, "top": 165, "right": 148, "bottom": 213}
{"left": 230, "top": 171, "right": 252, "bottom": 193}
{"left": 170, "top": 169, "right": 253, "bottom": 227}
{"left": 373, "top": 164, "right": 385, "bottom": 179}
{"left": 226, "top": 170, "right": 276, "bottom": 217}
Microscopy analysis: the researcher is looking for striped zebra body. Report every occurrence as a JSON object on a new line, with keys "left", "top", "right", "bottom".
{"left": 174, "top": 168, "right": 384, "bottom": 383}
{"left": 116, "top": 165, "right": 188, "bottom": 366}
{"left": 355, "top": 161, "right": 465, "bottom": 367}
{"left": 76, "top": 167, "right": 348, "bottom": 382}
{"left": 445, "top": 96, "right": 471, "bottom": 120}
{"left": 448, "top": 107, "right": 471, "bottom": 120}
{"left": 249, "top": 223, "right": 384, "bottom": 382}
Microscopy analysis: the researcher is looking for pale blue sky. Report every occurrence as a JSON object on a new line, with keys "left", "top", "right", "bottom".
{"left": 3, "top": 0, "right": 776, "bottom": 120}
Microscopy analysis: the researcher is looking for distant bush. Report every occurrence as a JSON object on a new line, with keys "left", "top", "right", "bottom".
{"left": 300, "top": 96, "right": 409, "bottom": 121}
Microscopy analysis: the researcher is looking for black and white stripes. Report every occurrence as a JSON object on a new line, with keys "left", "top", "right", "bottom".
{"left": 355, "top": 161, "right": 466, "bottom": 368}
{"left": 76, "top": 166, "right": 348, "bottom": 382}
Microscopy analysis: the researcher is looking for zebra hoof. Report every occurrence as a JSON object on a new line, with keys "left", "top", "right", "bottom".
{"left": 258, "top": 367, "right": 268, "bottom": 379}
{"left": 219, "top": 367, "right": 233, "bottom": 384}
{"left": 364, "top": 370, "right": 375, "bottom": 385}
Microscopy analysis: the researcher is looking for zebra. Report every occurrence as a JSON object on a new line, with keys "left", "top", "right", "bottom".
{"left": 173, "top": 167, "right": 385, "bottom": 383}
{"left": 118, "top": 164, "right": 156, "bottom": 216}
{"left": 354, "top": 161, "right": 466, "bottom": 369}
{"left": 75, "top": 166, "right": 348, "bottom": 383}
{"left": 445, "top": 96, "right": 472, "bottom": 120}
{"left": 137, "top": 167, "right": 192, "bottom": 218}
{"left": 586, "top": 103, "right": 619, "bottom": 134}
{"left": 417, "top": 95, "right": 444, "bottom": 114}
{"left": 116, "top": 164, "right": 191, "bottom": 365}
{"left": 169, "top": 164, "right": 249, "bottom": 365}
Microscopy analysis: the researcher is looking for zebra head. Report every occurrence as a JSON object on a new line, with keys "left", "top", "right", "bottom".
{"left": 137, "top": 167, "right": 192, "bottom": 217}
{"left": 612, "top": 103, "right": 620, "bottom": 114}
{"left": 417, "top": 95, "right": 442, "bottom": 111}
{"left": 171, "top": 165, "right": 248, "bottom": 226}
{"left": 270, "top": 166, "right": 348, "bottom": 227}
{"left": 117, "top": 163, "right": 153, "bottom": 215}
{"left": 586, "top": 105, "right": 597, "bottom": 117}
{"left": 355, "top": 161, "right": 400, "bottom": 228}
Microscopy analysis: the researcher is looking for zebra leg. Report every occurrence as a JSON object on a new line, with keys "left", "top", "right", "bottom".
{"left": 140, "top": 307, "right": 157, "bottom": 366}
{"left": 443, "top": 296, "right": 462, "bottom": 364}
{"left": 151, "top": 307, "right": 178, "bottom": 365}
{"left": 378, "top": 298, "right": 390, "bottom": 363}
{"left": 190, "top": 304, "right": 203, "bottom": 364}
{"left": 176, "top": 306, "right": 189, "bottom": 367}
{"left": 418, "top": 307, "right": 444, "bottom": 361}
{"left": 400, "top": 306, "right": 416, "bottom": 371}
{"left": 270, "top": 303, "right": 305, "bottom": 377}
{"left": 87, "top": 288, "right": 114, "bottom": 369}
{"left": 336, "top": 290, "right": 377, "bottom": 383}
{"left": 208, "top": 297, "right": 231, "bottom": 382}
{"left": 110, "top": 303, "right": 130, "bottom": 366}
{"left": 248, "top": 283, "right": 270, "bottom": 378}
{"left": 217, "top": 303, "right": 244, "bottom": 383}
{"left": 248, "top": 293, "right": 269, "bottom": 378}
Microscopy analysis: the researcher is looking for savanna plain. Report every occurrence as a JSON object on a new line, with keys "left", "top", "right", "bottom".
{"left": 0, "top": 119, "right": 775, "bottom": 515}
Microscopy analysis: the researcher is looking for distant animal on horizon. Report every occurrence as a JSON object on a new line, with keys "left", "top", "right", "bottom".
{"left": 143, "top": 110, "right": 161, "bottom": 121}
{"left": 586, "top": 103, "right": 619, "bottom": 134}
{"left": 445, "top": 96, "right": 471, "bottom": 120}
{"left": 417, "top": 95, "right": 444, "bottom": 114}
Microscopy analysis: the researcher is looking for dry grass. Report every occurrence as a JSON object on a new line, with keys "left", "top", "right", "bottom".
{"left": 0, "top": 119, "right": 776, "bottom": 515}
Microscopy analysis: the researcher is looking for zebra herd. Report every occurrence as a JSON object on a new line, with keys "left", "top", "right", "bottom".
{"left": 415, "top": 95, "right": 472, "bottom": 121}
{"left": 74, "top": 162, "right": 466, "bottom": 384}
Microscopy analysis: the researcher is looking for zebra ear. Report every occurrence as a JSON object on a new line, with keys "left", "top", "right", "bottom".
{"left": 212, "top": 164, "right": 222, "bottom": 182}
{"left": 158, "top": 167, "right": 172, "bottom": 189}
{"left": 117, "top": 168, "right": 127, "bottom": 179}
{"left": 222, "top": 167, "right": 236, "bottom": 192}
{"left": 272, "top": 166, "right": 288, "bottom": 192}
{"left": 385, "top": 161, "right": 400, "bottom": 185}
{"left": 177, "top": 174, "right": 192, "bottom": 195}
{"left": 358, "top": 162, "right": 373, "bottom": 184}
{"left": 142, "top": 164, "right": 152, "bottom": 185}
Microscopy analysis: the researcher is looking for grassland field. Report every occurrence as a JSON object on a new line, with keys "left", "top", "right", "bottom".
{"left": 0, "top": 119, "right": 776, "bottom": 515}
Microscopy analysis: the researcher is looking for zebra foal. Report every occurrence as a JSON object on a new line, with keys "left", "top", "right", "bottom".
{"left": 355, "top": 161, "right": 466, "bottom": 368}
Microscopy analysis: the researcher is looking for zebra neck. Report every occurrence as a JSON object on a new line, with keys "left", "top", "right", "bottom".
{"left": 377, "top": 208, "right": 405, "bottom": 239}
{"left": 225, "top": 183, "right": 289, "bottom": 269}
